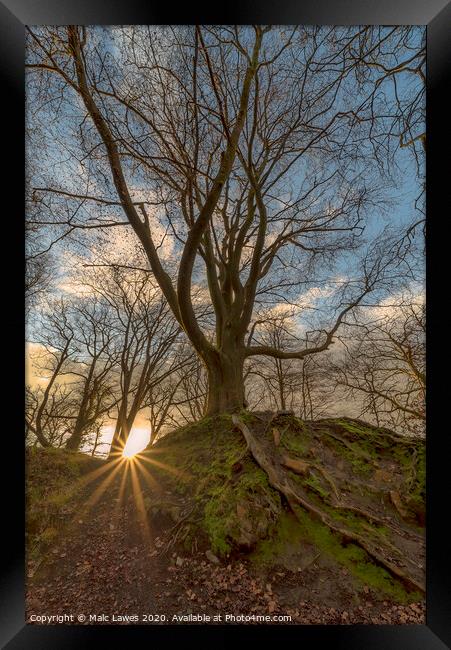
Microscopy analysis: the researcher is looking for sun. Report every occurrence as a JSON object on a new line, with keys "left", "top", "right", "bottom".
{"left": 122, "top": 447, "right": 137, "bottom": 460}
{"left": 121, "top": 427, "right": 151, "bottom": 460}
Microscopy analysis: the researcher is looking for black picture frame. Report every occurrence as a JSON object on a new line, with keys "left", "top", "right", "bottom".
{"left": 1, "top": 1, "right": 450, "bottom": 647}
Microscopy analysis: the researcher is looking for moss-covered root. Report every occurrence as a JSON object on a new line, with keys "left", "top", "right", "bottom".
{"left": 232, "top": 415, "right": 425, "bottom": 595}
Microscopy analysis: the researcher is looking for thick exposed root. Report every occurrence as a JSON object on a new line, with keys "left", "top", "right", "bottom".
{"left": 232, "top": 415, "right": 425, "bottom": 594}
{"left": 280, "top": 453, "right": 341, "bottom": 501}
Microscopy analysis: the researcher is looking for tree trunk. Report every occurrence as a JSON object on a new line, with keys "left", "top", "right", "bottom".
{"left": 108, "top": 393, "right": 142, "bottom": 458}
{"left": 204, "top": 345, "right": 246, "bottom": 415}
{"left": 65, "top": 424, "right": 84, "bottom": 451}
{"left": 31, "top": 421, "right": 51, "bottom": 448}
{"left": 109, "top": 419, "right": 129, "bottom": 458}
{"left": 65, "top": 401, "right": 89, "bottom": 451}
{"left": 108, "top": 402, "right": 129, "bottom": 458}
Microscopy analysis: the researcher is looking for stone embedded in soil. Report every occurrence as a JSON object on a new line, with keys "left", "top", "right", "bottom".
{"left": 206, "top": 550, "right": 220, "bottom": 564}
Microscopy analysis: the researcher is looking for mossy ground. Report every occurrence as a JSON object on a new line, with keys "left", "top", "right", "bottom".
{"left": 145, "top": 413, "right": 282, "bottom": 555}
{"left": 26, "top": 413, "right": 425, "bottom": 605}
{"left": 251, "top": 510, "right": 420, "bottom": 604}
{"left": 145, "top": 412, "right": 425, "bottom": 603}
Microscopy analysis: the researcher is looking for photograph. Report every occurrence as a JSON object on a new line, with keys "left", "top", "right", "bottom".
{"left": 24, "top": 24, "right": 427, "bottom": 627}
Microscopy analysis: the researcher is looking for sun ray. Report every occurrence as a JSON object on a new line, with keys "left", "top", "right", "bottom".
{"left": 135, "top": 454, "right": 191, "bottom": 481}
{"left": 64, "top": 458, "right": 123, "bottom": 529}
{"left": 133, "top": 457, "right": 162, "bottom": 495}
{"left": 129, "top": 460, "right": 153, "bottom": 547}
{"left": 108, "top": 446, "right": 126, "bottom": 462}
{"left": 74, "top": 458, "right": 121, "bottom": 490}
{"left": 112, "top": 460, "right": 130, "bottom": 521}
{"left": 79, "top": 461, "right": 123, "bottom": 516}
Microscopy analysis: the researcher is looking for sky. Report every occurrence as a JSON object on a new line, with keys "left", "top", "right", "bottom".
{"left": 26, "top": 26, "right": 425, "bottom": 325}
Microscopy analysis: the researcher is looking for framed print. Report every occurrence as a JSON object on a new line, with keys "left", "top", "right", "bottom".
{"left": 1, "top": 0, "right": 450, "bottom": 647}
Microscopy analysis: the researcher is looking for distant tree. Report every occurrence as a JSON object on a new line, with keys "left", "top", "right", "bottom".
{"left": 245, "top": 313, "right": 301, "bottom": 411}
{"left": 151, "top": 348, "right": 208, "bottom": 432}
{"left": 332, "top": 296, "right": 425, "bottom": 433}
{"left": 245, "top": 313, "right": 336, "bottom": 418}
{"left": 25, "top": 127, "right": 56, "bottom": 306}
{"left": 82, "top": 267, "right": 183, "bottom": 456}
{"left": 64, "top": 298, "right": 118, "bottom": 450}
{"left": 26, "top": 299, "right": 75, "bottom": 447}
{"left": 87, "top": 419, "right": 109, "bottom": 457}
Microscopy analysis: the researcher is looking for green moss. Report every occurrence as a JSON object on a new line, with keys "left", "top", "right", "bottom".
{"left": 253, "top": 508, "right": 418, "bottom": 603}
{"left": 203, "top": 489, "right": 234, "bottom": 555}
{"left": 387, "top": 441, "right": 425, "bottom": 512}
{"left": 401, "top": 445, "right": 425, "bottom": 525}
{"left": 326, "top": 506, "right": 389, "bottom": 542}
{"left": 237, "top": 410, "right": 258, "bottom": 425}
{"left": 326, "top": 419, "right": 395, "bottom": 454}
{"left": 278, "top": 417, "right": 311, "bottom": 456}
{"left": 200, "top": 457, "right": 281, "bottom": 556}
{"left": 412, "top": 446, "right": 426, "bottom": 499}
{"left": 320, "top": 430, "right": 373, "bottom": 476}
{"left": 331, "top": 419, "right": 375, "bottom": 437}
{"left": 293, "top": 508, "right": 417, "bottom": 602}
{"left": 251, "top": 510, "right": 304, "bottom": 566}
{"left": 349, "top": 455, "right": 373, "bottom": 477}
{"left": 281, "top": 433, "right": 309, "bottom": 457}
{"left": 304, "top": 473, "right": 328, "bottom": 499}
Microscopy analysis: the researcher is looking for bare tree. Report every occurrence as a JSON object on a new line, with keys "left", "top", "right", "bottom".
{"left": 25, "top": 228, "right": 54, "bottom": 306}
{"left": 82, "top": 266, "right": 183, "bottom": 456}
{"left": 245, "top": 313, "right": 337, "bottom": 418}
{"left": 25, "top": 123, "right": 57, "bottom": 306}
{"left": 332, "top": 296, "right": 425, "bottom": 433}
{"left": 87, "top": 419, "right": 109, "bottom": 457}
{"left": 26, "top": 26, "right": 424, "bottom": 417}
{"left": 347, "top": 27, "right": 425, "bottom": 161}
{"left": 151, "top": 348, "right": 208, "bottom": 433}
{"left": 26, "top": 299, "right": 75, "bottom": 447}
{"left": 245, "top": 313, "right": 302, "bottom": 411}
{"left": 64, "top": 298, "right": 118, "bottom": 450}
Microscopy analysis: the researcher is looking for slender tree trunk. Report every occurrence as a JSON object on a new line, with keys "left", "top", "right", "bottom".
{"left": 65, "top": 357, "right": 95, "bottom": 451}
{"left": 108, "top": 393, "right": 142, "bottom": 458}
{"left": 108, "top": 400, "right": 129, "bottom": 457}
{"left": 109, "top": 416, "right": 129, "bottom": 457}
{"left": 65, "top": 423, "right": 84, "bottom": 451}
{"left": 32, "top": 421, "right": 51, "bottom": 448}
{"left": 276, "top": 359, "right": 286, "bottom": 411}
{"left": 65, "top": 394, "right": 90, "bottom": 451}
{"left": 91, "top": 433, "right": 99, "bottom": 456}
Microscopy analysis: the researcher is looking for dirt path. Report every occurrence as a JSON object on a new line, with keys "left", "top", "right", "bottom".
{"left": 26, "top": 462, "right": 425, "bottom": 626}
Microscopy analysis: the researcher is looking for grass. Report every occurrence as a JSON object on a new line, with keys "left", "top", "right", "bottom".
{"left": 26, "top": 447, "right": 103, "bottom": 561}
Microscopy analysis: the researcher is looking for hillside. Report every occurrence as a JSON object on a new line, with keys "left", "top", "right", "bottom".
{"left": 26, "top": 413, "right": 425, "bottom": 625}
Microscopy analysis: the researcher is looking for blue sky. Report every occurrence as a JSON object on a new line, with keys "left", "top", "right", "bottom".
{"left": 26, "top": 25, "right": 425, "bottom": 335}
